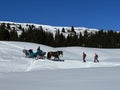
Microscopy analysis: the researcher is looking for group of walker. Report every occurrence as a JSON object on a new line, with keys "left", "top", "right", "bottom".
{"left": 83, "top": 52, "right": 99, "bottom": 63}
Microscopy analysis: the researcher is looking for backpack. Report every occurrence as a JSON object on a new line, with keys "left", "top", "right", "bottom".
{"left": 96, "top": 54, "right": 98, "bottom": 57}
{"left": 83, "top": 53, "right": 86, "bottom": 57}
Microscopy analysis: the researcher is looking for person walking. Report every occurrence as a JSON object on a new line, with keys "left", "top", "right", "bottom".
{"left": 94, "top": 53, "right": 99, "bottom": 63}
{"left": 83, "top": 52, "right": 86, "bottom": 62}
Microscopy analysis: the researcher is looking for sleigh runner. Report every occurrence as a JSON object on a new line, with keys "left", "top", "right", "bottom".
{"left": 50, "top": 58, "right": 65, "bottom": 62}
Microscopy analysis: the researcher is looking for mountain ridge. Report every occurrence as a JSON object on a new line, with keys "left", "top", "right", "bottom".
{"left": 0, "top": 21, "right": 99, "bottom": 35}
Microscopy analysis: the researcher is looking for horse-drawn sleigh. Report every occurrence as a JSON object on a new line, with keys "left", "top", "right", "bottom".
{"left": 23, "top": 49, "right": 64, "bottom": 61}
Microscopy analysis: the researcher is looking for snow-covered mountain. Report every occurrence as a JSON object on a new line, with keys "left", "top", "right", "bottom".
{"left": 0, "top": 21, "right": 99, "bottom": 36}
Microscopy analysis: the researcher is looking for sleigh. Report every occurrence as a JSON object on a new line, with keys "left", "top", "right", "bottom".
{"left": 23, "top": 49, "right": 46, "bottom": 60}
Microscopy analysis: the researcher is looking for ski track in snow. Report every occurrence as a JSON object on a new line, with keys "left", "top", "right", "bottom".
{"left": 25, "top": 60, "right": 37, "bottom": 72}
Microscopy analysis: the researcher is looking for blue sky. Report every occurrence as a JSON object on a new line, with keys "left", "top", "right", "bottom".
{"left": 0, "top": 0, "right": 120, "bottom": 31}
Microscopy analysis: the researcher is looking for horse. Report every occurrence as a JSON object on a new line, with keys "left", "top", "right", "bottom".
{"left": 47, "top": 51, "right": 63, "bottom": 60}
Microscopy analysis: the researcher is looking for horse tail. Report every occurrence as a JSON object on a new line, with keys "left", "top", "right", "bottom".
{"left": 47, "top": 52, "right": 51, "bottom": 59}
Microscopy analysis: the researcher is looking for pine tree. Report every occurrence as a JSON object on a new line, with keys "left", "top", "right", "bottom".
{"left": 18, "top": 25, "right": 22, "bottom": 30}
{"left": 44, "top": 32, "right": 54, "bottom": 46}
{"left": 78, "top": 32, "right": 83, "bottom": 46}
{"left": 0, "top": 24, "right": 5, "bottom": 40}
{"left": 62, "top": 28, "right": 65, "bottom": 33}
{"left": 59, "top": 33, "right": 66, "bottom": 46}
{"left": 4, "top": 29, "right": 10, "bottom": 40}
{"left": 0, "top": 23, "right": 10, "bottom": 40}
{"left": 7, "top": 23, "right": 11, "bottom": 29}
{"left": 54, "top": 29, "right": 60, "bottom": 47}
{"left": 66, "top": 35, "right": 73, "bottom": 46}
{"left": 9, "top": 29, "right": 18, "bottom": 41}
{"left": 82, "top": 30, "right": 88, "bottom": 47}
{"left": 71, "top": 26, "right": 75, "bottom": 32}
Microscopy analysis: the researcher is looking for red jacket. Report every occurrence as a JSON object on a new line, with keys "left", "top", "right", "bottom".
{"left": 94, "top": 53, "right": 98, "bottom": 59}
{"left": 83, "top": 53, "right": 86, "bottom": 58}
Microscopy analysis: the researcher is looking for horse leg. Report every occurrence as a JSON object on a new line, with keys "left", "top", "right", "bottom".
{"left": 54, "top": 55, "right": 59, "bottom": 60}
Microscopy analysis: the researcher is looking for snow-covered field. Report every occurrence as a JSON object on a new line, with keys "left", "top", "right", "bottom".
{"left": 0, "top": 41, "right": 120, "bottom": 90}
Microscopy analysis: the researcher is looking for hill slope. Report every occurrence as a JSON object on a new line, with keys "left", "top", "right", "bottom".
{"left": 0, "top": 21, "right": 99, "bottom": 36}
{"left": 0, "top": 41, "right": 120, "bottom": 72}
{"left": 0, "top": 41, "right": 120, "bottom": 90}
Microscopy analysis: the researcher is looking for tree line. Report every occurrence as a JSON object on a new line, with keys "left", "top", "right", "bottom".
{"left": 0, "top": 23, "right": 120, "bottom": 48}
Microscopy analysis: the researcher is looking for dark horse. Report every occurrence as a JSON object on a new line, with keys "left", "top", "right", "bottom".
{"left": 47, "top": 51, "right": 63, "bottom": 60}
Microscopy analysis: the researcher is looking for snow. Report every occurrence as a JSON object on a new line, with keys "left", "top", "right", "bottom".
{"left": 0, "top": 41, "right": 120, "bottom": 72}
{"left": 0, "top": 41, "right": 120, "bottom": 90}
